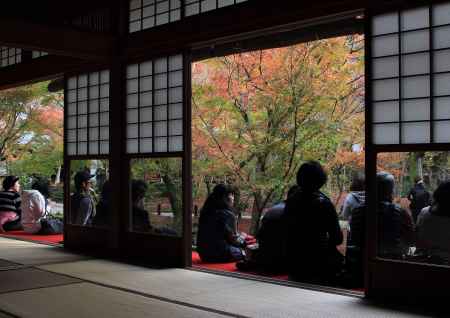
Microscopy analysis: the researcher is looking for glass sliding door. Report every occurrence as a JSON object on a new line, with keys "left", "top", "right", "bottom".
{"left": 366, "top": 2, "right": 450, "bottom": 298}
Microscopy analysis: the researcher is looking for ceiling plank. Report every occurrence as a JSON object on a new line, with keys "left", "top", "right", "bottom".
{"left": 0, "top": 55, "right": 103, "bottom": 90}
{"left": 0, "top": 18, "right": 114, "bottom": 60}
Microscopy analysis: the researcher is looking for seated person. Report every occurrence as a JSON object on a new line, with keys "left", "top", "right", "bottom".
{"left": 284, "top": 161, "right": 344, "bottom": 284}
{"left": 92, "top": 180, "right": 111, "bottom": 227}
{"left": 131, "top": 180, "right": 151, "bottom": 232}
{"left": 70, "top": 171, "right": 96, "bottom": 226}
{"left": 237, "top": 185, "right": 299, "bottom": 273}
{"left": 197, "top": 184, "right": 247, "bottom": 263}
{"left": 376, "top": 172, "right": 414, "bottom": 258}
{"left": 341, "top": 172, "right": 365, "bottom": 221}
{"left": 347, "top": 172, "right": 414, "bottom": 282}
{"left": 21, "top": 178, "right": 63, "bottom": 235}
{"left": 416, "top": 181, "right": 450, "bottom": 265}
{"left": 0, "top": 176, "right": 22, "bottom": 232}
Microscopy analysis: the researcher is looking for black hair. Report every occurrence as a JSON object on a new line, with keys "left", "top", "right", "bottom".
{"left": 32, "top": 178, "right": 50, "bottom": 198}
{"left": 350, "top": 172, "right": 365, "bottom": 192}
{"left": 286, "top": 185, "right": 300, "bottom": 199}
{"left": 376, "top": 171, "right": 395, "bottom": 202}
{"left": 430, "top": 180, "right": 450, "bottom": 217}
{"left": 131, "top": 179, "right": 148, "bottom": 204}
{"left": 296, "top": 161, "right": 327, "bottom": 192}
{"left": 200, "top": 184, "right": 235, "bottom": 216}
{"left": 2, "top": 176, "right": 19, "bottom": 191}
{"left": 414, "top": 176, "right": 422, "bottom": 184}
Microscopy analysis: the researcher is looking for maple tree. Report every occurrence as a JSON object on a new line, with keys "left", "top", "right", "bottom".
{"left": 192, "top": 35, "right": 365, "bottom": 233}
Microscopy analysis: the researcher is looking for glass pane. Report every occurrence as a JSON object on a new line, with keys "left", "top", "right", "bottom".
{"left": 376, "top": 152, "right": 450, "bottom": 266}
{"left": 127, "top": 124, "right": 139, "bottom": 139}
{"left": 401, "top": 122, "right": 430, "bottom": 143}
{"left": 372, "top": 56, "right": 399, "bottom": 79}
{"left": 89, "top": 127, "right": 99, "bottom": 140}
{"left": 155, "top": 58, "right": 167, "bottom": 73}
{"left": 140, "top": 107, "right": 153, "bottom": 122}
{"left": 127, "top": 94, "right": 139, "bottom": 108}
{"left": 372, "top": 12, "right": 398, "bottom": 35}
{"left": 219, "top": 0, "right": 234, "bottom": 7}
{"left": 169, "top": 103, "right": 183, "bottom": 119}
{"left": 140, "top": 122, "right": 153, "bottom": 138}
{"left": 140, "top": 138, "right": 153, "bottom": 152}
{"left": 67, "top": 103, "right": 77, "bottom": 116}
{"left": 67, "top": 129, "right": 77, "bottom": 142}
{"left": 127, "top": 139, "right": 139, "bottom": 153}
{"left": 89, "top": 100, "right": 99, "bottom": 113}
{"left": 155, "top": 121, "right": 167, "bottom": 136}
{"left": 400, "top": 7, "right": 429, "bottom": 31}
{"left": 434, "top": 97, "right": 450, "bottom": 119}
{"left": 169, "top": 86, "right": 183, "bottom": 103}
{"left": 67, "top": 143, "right": 76, "bottom": 156}
{"left": 434, "top": 121, "right": 450, "bottom": 142}
{"left": 78, "top": 101, "right": 88, "bottom": 114}
{"left": 401, "top": 75, "right": 430, "bottom": 99}
{"left": 100, "top": 141, "right": 109, "bottom": 154}
{"left": 401, "top": 52, "right": 429, "bottom": 76}
{"left": 141, "top": 92, "right": 153, "bottom": 107}
{"left": 201, "top": 0, "right": 216, "bottom": 12}
{"left": 155, "top": 73, "right": 168, "bottom": 89}
{"left": 78, "top": 75, "right": 88, "bottom": 88}
{"left": 67, "top": 90, "right": 77, "bottom": 103}
{"left": 169, "top": 119, "right": 182, "bottom": 135}
{"left": 373, "top": 101, "right": 399, "bottom": 123}
{"left": 401, "top": 99, "right": 430, "bottom": 121}
{"left": 434, "top": 49, "right": 450, "bottom": 73}
{"left": 154, "top": 105, "right": 167, "bottom": 120}
{"left": 129, "top": 157, "right": 182, "bottom": 236}
{"left": 373, "top": 79, "right": 399, "bottom": 101}
{"left": 78, "top": 142, "right": 87, "bottom": 155}
{"left": 433, "top": 73, "right": 450, "bottom": 96}
{"left": 140, "top": 61, "right": 153, "bottom": 76}
{"left": 127, "top": 109, "right": 139, "bottom": 123}
{"left": 169, "top": 70, "right": 183, "bottom": 87}
{"left": 433, "top": 3, "right": 450, "bottom": 26}
{"left": 89, "top": 141, "right": 99, "bottom": 154}
{"left": 140, "top": 76, "right": 152, "bottom": 91}
{"left": 169, "top": 55, "right": 183, "bottom": 71}
{"left": 69, "top": 160, "right": 110, "bottom": 227}
{"left": 433, "top": 25, "right": 450, "bottom": 49}
{"left": 373, "top": 123, "right": 399, "bottom": 144}
{"left": 401, "top": 30, "right": 429, "bottom": 53}
{"left": 155, "top": 90, "right": 168, "bottom": 105}
{"left": 127, "top": 79, "right": 139, "bottom": 93}
{"left": 155, "top": 137, "right": 168, "bottom": 152}
{"left": 100, "top": 126, "right": 109, "bottom": 140}
{"left": 89, "top": 72, "right": 99, "bottom": 85}
{"left": 169, "top": 136, "right": 183, "bottom": 151}
{"left": 372, "top": 34, "right": 399, "bottom": 57}
{"left": 127, "top": 64, "right": 139, "bottom": 79}
{"left": 67, "top": 77, "right": 77, "bottom": 90}
{"left": 185, "top": 3, "right": 199, "bottom": 16}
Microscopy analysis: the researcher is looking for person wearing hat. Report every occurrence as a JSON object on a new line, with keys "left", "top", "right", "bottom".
{"left": 70, "top": 171, "right": 96, "bottom": 226}
{"left": 0, "top": 176, "right": 22, "bottom": 232}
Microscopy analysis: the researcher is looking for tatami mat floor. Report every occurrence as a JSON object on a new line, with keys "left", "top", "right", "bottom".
{"left": 0, "top": 237, "right": 441, "bottom": 317}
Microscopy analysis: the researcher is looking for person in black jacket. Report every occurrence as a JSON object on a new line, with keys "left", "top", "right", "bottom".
{"left": 197, "top": 184, "right": 246, "bottom": 262}
{"left": 407, "top": 176, "right": 431, "bottom": 223}
{"left": 284, "top": 161, "right": 343, "bottom": 285}
{"left": 131, "top": 179, "right": 152, "bottom": 232}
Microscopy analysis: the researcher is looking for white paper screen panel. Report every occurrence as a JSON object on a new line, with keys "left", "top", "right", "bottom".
{"left": 0, "top": 47, "right": 21, "bottom": 67}
{"left": 129, "top": 0, "right": 247, "bottom": 32}
{"left": 66, "top": 70, "right": 110, "bottom": 156}
{"left": 32, "top": 51, "right": 48, "bottom": 59}
{"left": 126, "top": 54, "right": 183, "bottom": 154}
{"left": 371, "top": 3, "right": 450, "bottom": 145}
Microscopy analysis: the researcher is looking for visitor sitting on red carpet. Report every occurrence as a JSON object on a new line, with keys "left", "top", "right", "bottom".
{"left": 0, "top": 176, "right": 22, "bottom": 232}
{"left": 197, "top": 184, "right": 251, "bottom": 263}
{"left": 21, "top": 178, "right": 63, "bottom": 235}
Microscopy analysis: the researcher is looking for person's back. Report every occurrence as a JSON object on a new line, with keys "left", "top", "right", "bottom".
{"left": 416, "top": 181, "right": 450, "bottom": 264}
{"left": 408, "top": 180, "right": 431, "bottom": 222}
{"left": 21, "top": 190, "right": 46, "bottom": 234}
{"left": 285, "top": 162, "right": 343, "bottom": 283}
{"left": 256, "top": 202, "right": 287, "bottom": 270}
{"left": 70, "top": 192, "right": 94, "bottom": 225}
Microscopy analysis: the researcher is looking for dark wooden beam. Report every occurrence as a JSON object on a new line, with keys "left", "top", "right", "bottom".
{"left": 0, "top": 55, "right": 103, "bottom": 90}
{"left": 126, "top": 0, "right": 365, "bottom": 60}
{"left": 0, "top": 18, "right": 114, "bottom": 60}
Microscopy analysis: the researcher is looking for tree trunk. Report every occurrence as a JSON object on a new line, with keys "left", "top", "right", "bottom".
{"left": 249, "top": 191, "right": 263, "bottom": 235}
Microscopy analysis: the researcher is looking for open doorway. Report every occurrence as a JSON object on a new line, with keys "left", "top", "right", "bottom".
{"left": 0, "top": 80, "right": 64, "bottom": 245}
{"left": 190, "top": 24, "right": 366, "bottom": 292}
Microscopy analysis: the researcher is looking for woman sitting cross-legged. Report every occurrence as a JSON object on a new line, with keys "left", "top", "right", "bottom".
{"left": 197, "top": 184, "right": 252, "bottom": 263}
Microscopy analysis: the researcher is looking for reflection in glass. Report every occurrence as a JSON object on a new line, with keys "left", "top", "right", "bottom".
{"left": 375, "top": 152, "right": 450, "bottom": 266}
{"left": 69, "top": 160, "right": 110, "bottom": 227}
{"left": 130, "top": 157, "right": 182, "bottom": 236}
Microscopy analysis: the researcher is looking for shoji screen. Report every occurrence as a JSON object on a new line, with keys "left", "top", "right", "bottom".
{"left": 66, "top": 70, "right": 111, "bottom": 156}
{"left": 32, "top": 51, "right": 48, "bottom": 59}
{"left": 126, "top": 54, "right": 183, "bottom": 153}
{"left": 371, "top": 2, "right": 450, "bottom": 144}
{"left": 0, "top": 47, "right": 21, "bottom": 67}
{"left": 128, "top": 0, "right": 247, "bottom": 32}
